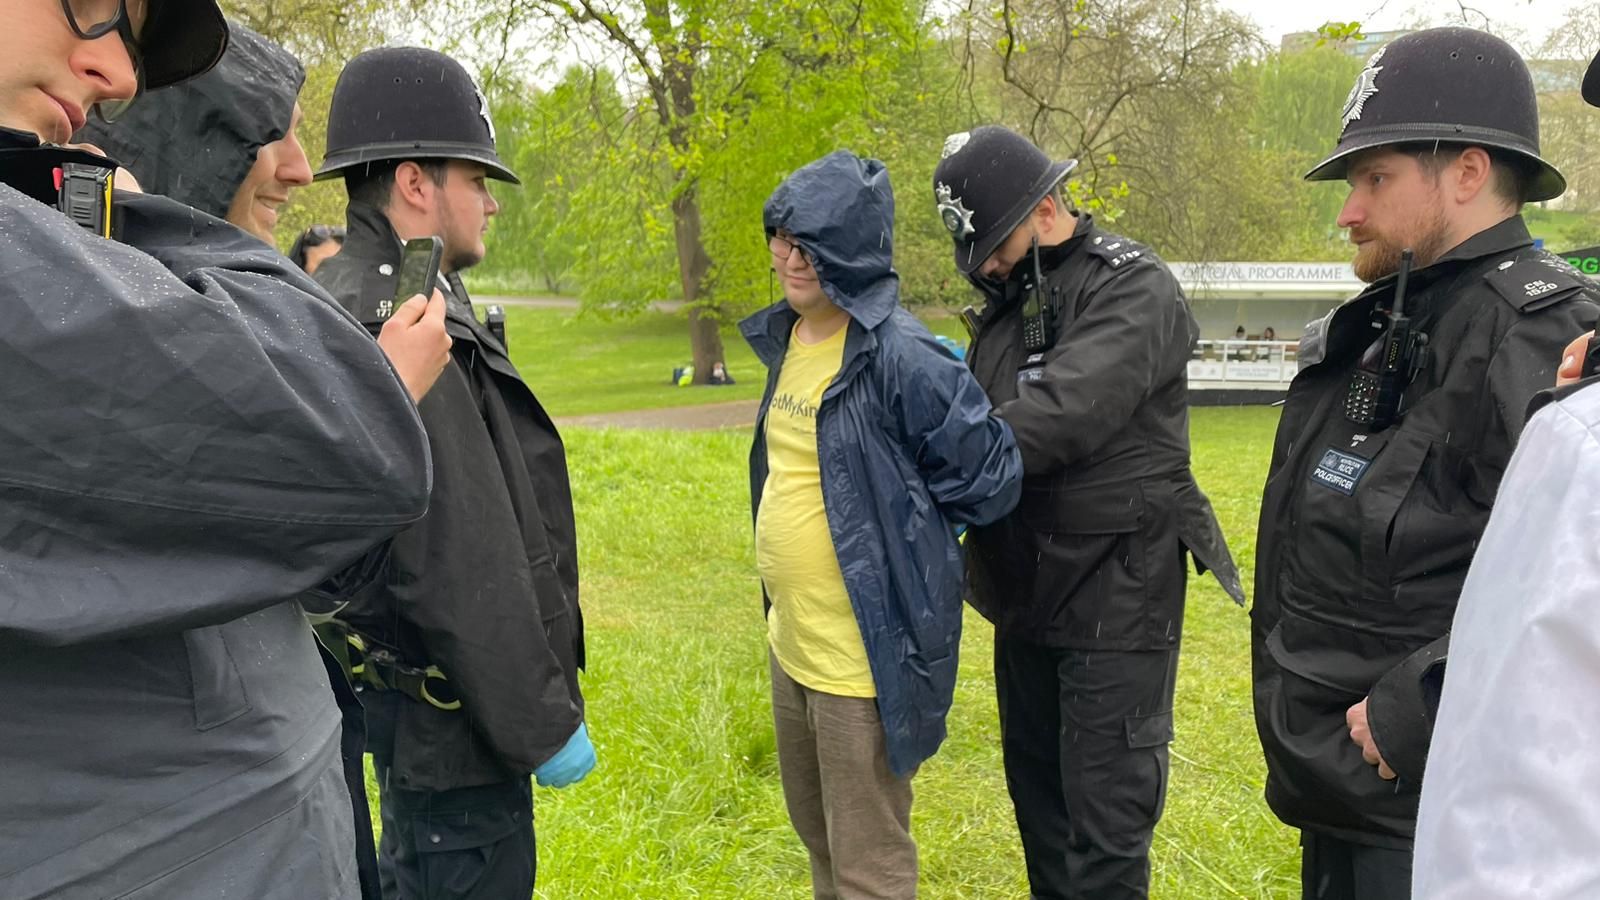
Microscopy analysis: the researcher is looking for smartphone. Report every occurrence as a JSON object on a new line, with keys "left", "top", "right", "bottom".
{"left": 393, "top": 236, "right": 444, "bottom": 307}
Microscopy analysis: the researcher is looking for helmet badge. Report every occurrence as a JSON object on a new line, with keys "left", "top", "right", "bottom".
{"left": 1340, "top": 47, "right": 1386, "bottom": 132}
{"left": 476, "top": 86, "right": 497, "bottom": 143}
{"left": 937, "top": 182, "right": 976, "bottom": 239}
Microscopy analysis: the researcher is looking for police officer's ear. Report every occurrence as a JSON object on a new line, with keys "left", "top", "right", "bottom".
{"left": 1033, "top": 193, "right": 1062, "bottom": 230}
{"left": 392, "top": 161, "right": 439, "bottom": 214}
{"left": 1447, "top": 147, "right": 1497, "bottom": 208}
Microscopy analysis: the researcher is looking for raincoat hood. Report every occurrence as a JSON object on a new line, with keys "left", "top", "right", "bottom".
{"left": 76, "top": 20, "right": 304, "bottom": 220}
{"left": 762, "top": 150, "right": 898, "bottom": 330}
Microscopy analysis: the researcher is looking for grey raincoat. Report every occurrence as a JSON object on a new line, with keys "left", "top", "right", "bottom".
{"left": 0, "top": 129, "right": 430, "bottom": 898}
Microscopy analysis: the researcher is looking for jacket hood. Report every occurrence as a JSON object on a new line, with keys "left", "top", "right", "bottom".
{"left": 76, "top": 20, "right": 304, "bottom": 219}
{"left": 762, "top": 151, "right": 899, "bottom": 330}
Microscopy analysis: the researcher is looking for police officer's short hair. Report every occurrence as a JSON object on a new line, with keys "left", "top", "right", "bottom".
{"left": 1402, "top": 143, "right": 1535, "bottom": 207}
{"left": 344, "top": 159, "right": 451, "bottom": 210}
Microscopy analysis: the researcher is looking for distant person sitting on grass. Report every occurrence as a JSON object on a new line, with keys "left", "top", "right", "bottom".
{"left": 710, "top": 361, "right": 735, "bottom": 385}
{"left": 741, "top": 150, "right": 1022, "bottom": 900}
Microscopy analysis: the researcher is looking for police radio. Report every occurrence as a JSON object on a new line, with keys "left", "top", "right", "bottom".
{"left": 1345, "top": 249, "right": 1428, "bottom": 429}
{"left": 1020, "top": 236, "right": 1053, "bottom": 352}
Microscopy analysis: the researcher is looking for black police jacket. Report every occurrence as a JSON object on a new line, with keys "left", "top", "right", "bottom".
{"left": 314, "top": 203, "right": 586, "bottom": 792}
{"left": 1252, "top": 215, "right": 1600, "bottom": 847}
{"left": 963, "top": 215, "right": 1244, "bottom": 650}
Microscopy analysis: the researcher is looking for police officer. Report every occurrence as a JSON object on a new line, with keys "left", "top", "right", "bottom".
{"left": 311, "top": 47, "right": 594, "bottom": 900}
{"left": 932, "top": 125, "right": 1244, "bottom": 900}
{"left": 1252, "top": 28, "right": 1600, "bottom": 899}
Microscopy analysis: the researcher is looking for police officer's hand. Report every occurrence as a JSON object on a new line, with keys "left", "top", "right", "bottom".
{"left": 1558, "top": 332, "right": 1592, "bottom": 387}
{"left": 1345, "top": 698, "right": 1397, "bottom": 781}
{"left": 534, "top": 722, "right": 596, "bottom": 788}
{"left": 377, "top": 290, "right": 452, "bottom": 402}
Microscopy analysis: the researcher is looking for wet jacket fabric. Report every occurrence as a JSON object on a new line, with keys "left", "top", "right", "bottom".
{"left": 1252, "top": 215, "right": 1600, "bottom": 847}
{"left": 741, "top": 151, "right": 1023, "bottom": 776}
{"left": 315, "top": 202, "right": 586, "bottom": 792}
{"left": 77, "top": 19, "right": 303, "bottom": 219}
{"left": 962, "top": 216, "right": 1244, "bottom": 650}
{"left": 1412, "top": 381, "right": 1600, "bottom": 899}
{"left": 0, "top": 143, "right": 431, "bottom": 897}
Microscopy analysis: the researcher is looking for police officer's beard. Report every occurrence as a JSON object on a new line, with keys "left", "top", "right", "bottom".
{"left": 446, "top": 246, "right": 483, "bottom": 273}
{"left": 1351, "top": 205, "right": 1452, "bottom": 283}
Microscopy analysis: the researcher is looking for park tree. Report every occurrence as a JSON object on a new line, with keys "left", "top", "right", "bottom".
{"left": 419, "top": 0, "right": 932, "bottom": 381}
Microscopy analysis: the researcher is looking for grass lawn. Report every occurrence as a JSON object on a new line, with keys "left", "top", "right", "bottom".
{"left": 503, "top": 306, "right": 968, "bottom": 418}
{"left": 367, "top": 405, "right": 1299, "bottom": 898}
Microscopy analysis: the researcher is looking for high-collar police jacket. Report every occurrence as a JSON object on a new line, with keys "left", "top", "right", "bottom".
{"left": 0, "top": 134, "right": 430, "bottom": 899}
{"left": 1252, "top": 215, "right": 1600, "bottom": 847}
{"left": 314, "top": 203, "right": 586, "bottom": 792}
{"left": 962, "top": 215, "right": 1244, "bottom": 651}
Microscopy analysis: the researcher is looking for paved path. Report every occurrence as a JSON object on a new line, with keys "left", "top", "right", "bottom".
{"left": 554, "top": 399, "right": 760, "bottom": 431}
{"left": 477, "top": 295, "right": 684, "bottom": 313}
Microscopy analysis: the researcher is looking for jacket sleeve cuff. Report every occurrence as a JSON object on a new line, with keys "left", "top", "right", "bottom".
{"left": 1367, "top": 633, "right": 1451, "bottom": 782}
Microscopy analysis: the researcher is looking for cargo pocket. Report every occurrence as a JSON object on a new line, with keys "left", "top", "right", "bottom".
{"left": 413, "top": 792, "right": 531, "bottom": 896}
{"left": 1123, "top": 709, "right": 1174, "bottom": 828}
{"left": 182, "top": 625, "right": 250, "bottom": 731}
{"left": 1020, "top": 487, "right": 1146, "bottom": 645}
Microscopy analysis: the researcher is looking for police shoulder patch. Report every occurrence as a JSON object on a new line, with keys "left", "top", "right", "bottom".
{"left": 1086, "top": 231, "right": 1152, "bottom": 271}
{"left": 1484, "top": 253, "right": 1594, "bottom": 313}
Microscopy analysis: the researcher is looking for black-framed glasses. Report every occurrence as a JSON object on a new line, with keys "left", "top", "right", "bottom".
{"left": 62, "top": 0, "right": 146, "bottom": 122}
{"left": 768, "top": 234, "right": 816, "bottom": 266}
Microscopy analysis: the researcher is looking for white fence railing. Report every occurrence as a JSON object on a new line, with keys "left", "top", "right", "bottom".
{"left": 1188, "top": 340, "right": 1299, "bottom": 388}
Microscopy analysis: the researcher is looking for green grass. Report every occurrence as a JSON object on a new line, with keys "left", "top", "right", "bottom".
{"left": 502, "top": 307, "right": 971, "bottom": 418}
{"left": 367, "top": 406, "right": 1298, "bottom": 898}
{"left": 1525, "top": 206, "right": 1600, "bottom": 250}
{"left": 504, "top": 307, "right": 767, "bottom": 416}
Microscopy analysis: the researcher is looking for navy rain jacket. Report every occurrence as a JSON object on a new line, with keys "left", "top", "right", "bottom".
{"left": 741, "top": 151, "right": 1023, "bottom": 775}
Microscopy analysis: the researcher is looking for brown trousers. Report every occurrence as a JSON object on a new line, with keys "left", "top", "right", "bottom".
{"left": 769, "top": 652, "right": 918, "bottom": 900}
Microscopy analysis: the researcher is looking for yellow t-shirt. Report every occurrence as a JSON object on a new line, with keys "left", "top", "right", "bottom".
{"left": 756, "top": 321, "right": 874, "bottom": 698}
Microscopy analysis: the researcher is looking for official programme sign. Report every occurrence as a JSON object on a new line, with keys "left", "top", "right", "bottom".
{"left": 1561, "top": 245, "right": 1600, "bottom": 277}
{"left": 1174, "top": 262, "right": 1356, "bottom": 283}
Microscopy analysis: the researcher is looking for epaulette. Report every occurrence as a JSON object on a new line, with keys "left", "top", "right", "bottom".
{"left": 1484, "top": 252, "right": 1597, "bottom": 313}
{"left": 1086, "top": 232, "right": 1152, "bottom": 271}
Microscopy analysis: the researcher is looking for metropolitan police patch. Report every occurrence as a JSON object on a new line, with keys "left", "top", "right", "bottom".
{"left": 1311, "top": 448, "right": 1370, "bottom": 496}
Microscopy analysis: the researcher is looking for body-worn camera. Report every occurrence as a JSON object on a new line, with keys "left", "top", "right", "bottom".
{"left": 0, "top": 141, "right": 119, "bottom": 238}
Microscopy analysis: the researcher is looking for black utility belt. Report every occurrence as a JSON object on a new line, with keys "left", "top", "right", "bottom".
{"left": 344, "top": 630, "right": 462, "bottom": 711}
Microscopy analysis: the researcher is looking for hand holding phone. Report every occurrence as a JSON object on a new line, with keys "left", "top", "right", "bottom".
{"left": 394, "top": 237, "right": 444, "bottom": 306}
{"left": 375, "top": 236, "right": 451, "bottom": 403}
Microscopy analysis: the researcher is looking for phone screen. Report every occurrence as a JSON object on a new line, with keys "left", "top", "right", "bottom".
{"left": 394, "top": 237, "right": 443, "bottom": 304}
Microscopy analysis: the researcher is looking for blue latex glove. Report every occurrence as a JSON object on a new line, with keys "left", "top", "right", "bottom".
{"left": 534, "top": 722, "right": 596, "bottom": 788}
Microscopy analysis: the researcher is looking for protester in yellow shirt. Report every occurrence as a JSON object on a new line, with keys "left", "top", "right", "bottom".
{"left": 740, "top": 151, "right": 1023, "bottom": 899}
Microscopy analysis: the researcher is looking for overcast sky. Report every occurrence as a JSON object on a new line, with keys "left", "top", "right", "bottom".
{"left": 1215, "top": 0, "right": 1585, "bottom": 54}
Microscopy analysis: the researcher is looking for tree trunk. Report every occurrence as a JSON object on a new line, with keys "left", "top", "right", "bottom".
{"left": 671, "top": 180, "right": 724, "bottom": 384}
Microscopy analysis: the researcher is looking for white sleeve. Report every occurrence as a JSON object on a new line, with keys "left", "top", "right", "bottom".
{"left": 1413, "top": 387, "right": 1600, "bottom": 898}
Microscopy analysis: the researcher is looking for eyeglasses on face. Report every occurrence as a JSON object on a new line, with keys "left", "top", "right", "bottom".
{"left": 63, "top": 0, "right": 146, "bottom": 122}
{"left": 768, "top": 234, "right": 816, "bottom": 266}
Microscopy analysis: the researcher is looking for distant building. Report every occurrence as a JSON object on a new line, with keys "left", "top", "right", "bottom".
{"left": 1527, "top": 59, "right": 1584, "bottom": 94}
{"left": 1280, "top": 29, "right": 1584, "bottom": 93}
{"left": 1281, "top": 28, "right": 1411, "bottom": 57}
